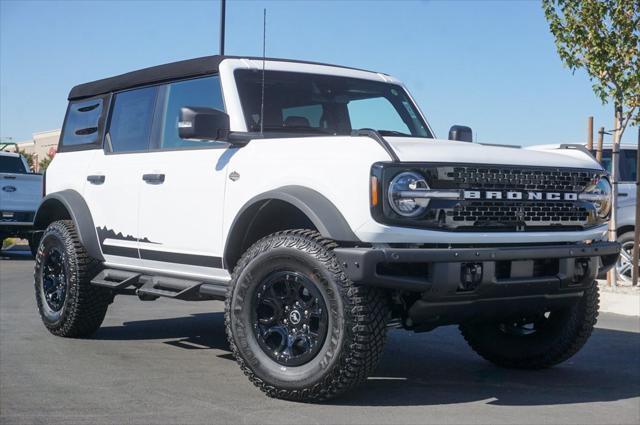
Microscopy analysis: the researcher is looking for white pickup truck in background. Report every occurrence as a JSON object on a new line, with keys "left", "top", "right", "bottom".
{"left": 0, "top": 149, "right": 43, "bottom": 254}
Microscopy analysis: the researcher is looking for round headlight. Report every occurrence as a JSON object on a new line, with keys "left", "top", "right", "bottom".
{"left": 581, "top": 177, "right": 612, "bottom": 219}
{"left": 388, "top": 171, "right": 428, "bottom": 217}
{"left": 594, "top": 177, "right": 612, "bottom": 218}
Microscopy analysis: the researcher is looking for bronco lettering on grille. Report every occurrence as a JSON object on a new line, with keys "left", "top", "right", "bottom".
{"left": 463, "top": 191, "right": 579, "bottom": 201}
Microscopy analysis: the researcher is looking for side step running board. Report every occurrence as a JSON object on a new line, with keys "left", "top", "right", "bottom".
{"left": 91, "top": 269, "right": 141, "bottom": 290}
{"left": 137, "top": 276, "right": 204, "bottom": 301}
{"left": 90, "top": 268, "right": 227, "bottom": 301}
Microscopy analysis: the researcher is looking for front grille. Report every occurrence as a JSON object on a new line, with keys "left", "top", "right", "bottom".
{"left": 430, "top": 165, "right": 600, "bottom": 230}
{"left": 444, "top": 167, "right": 596, "bottom": 192}
{"left": 374, "top": 162, "right": 604, "bottom": 232}
{"left": 449, "top": 201, "right": 589, "bottom": 228}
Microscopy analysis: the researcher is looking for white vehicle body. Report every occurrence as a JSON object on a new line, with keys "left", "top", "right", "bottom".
{"left": 32, "top": 55, "right": 623, "bottom": 402}
{"left": 41, "top": 57, "right": 611, "bottom": 282}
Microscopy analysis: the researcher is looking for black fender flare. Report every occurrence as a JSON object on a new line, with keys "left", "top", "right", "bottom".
{"left": 33, "top": 190, "right": 103, "bottom": 261}
{"left": 224, "top": 186, "right": 359, "bottom": 265}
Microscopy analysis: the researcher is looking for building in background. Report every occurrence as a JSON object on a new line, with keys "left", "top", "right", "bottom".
{"left": 16, "top": 129, "right": 60, "bottom": 172}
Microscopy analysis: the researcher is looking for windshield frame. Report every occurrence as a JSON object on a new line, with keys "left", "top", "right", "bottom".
{"left": 232, "top": 68, "right": 434, "bottom": 139}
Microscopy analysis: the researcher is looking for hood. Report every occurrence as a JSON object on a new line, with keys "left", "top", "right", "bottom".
{"left": 385, "top": 137, "right": 603, "bottom": 170}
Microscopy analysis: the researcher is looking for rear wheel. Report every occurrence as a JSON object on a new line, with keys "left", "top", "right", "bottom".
{"left": 460, "top": 280, "right": 599, "bottom": 369}
{"left": 225, "top": 230, "right": 388, "bottom": 402}
{"left": 616, "top": 231, "right": 637, "bottom": 283}
{"left": 34, "top": 220, "right": 112, "bottom": 337}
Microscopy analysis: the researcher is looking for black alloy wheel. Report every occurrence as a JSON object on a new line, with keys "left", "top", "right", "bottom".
{"left": 41, "top": 245, "right": 68, "bottom": 312}
{"left": 253, "top": 270, "right": 328, "bottom": 367}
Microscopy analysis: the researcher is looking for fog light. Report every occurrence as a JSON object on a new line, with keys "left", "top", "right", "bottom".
{"left": 459, "top": 263, "right": 483, "bottom": 291}
{"left": 573, "top": 258, "right": 590, "bottom": 284}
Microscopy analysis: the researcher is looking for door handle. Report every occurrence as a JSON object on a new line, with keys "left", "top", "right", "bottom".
{"left": 142, "top": 173, "right": 165, "bottom": 184}
{"left": 87, "top": 175, "right": 105, "bottom": 184}
{"left": 618, "top": 192, "right": 628, "bottom": 197}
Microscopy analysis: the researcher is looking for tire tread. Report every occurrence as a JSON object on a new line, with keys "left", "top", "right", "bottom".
{"left": 224, "top": 229, "right": 388, "bottom": 402}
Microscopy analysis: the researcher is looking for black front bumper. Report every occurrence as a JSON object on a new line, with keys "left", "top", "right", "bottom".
{"left": 335, "top": 241, "right": 620, "bottom": 328}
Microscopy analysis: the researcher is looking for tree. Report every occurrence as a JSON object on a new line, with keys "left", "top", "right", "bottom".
{"left": 38, "top": 153, "right": 54, "bottom": 172}
{"left": 543, "top": 0, "right": 639, "bottom": 131}
{"left": 543, "top": 0, "right": 639, "bottom": 284}
{"left": 17, "top": 149, "right": 36, "bottom": 172}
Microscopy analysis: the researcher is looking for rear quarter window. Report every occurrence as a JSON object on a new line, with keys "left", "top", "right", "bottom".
{"left": 60, "top": 96, "right": 108, "bottom": 151}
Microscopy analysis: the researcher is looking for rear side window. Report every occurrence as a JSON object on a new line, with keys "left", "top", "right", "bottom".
{"left": 60, "top": 97, "right": 106, "bottom": 149}
{"left": 107, "top": 86, "right": 158, "bottom": 153}
{"left": 600, "top": 149, "right": 638, "bottom": 181}
{"left": 621, "top": 149, "right": 637, "bottom": 182}
{"left": 158, "top": 75, "right": 225, "bottom": 149}
{"left": 282, "top": 104, "right": 323, "bottom": 128}
{"left": 0, "top": 156, "right": 27, "bottom": 173}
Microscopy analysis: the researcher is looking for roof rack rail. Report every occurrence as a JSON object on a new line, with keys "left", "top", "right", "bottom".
{"left": 0, "top": 142, "right": 20, "bottom": 153}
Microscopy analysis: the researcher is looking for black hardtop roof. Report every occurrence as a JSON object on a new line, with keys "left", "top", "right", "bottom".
{"left": 68, "top": 55, "right": 376, "bottom": 101}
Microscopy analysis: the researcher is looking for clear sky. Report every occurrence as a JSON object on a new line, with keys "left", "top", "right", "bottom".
{"left": 0, "top": 0, "right": 637, "bottom": 145}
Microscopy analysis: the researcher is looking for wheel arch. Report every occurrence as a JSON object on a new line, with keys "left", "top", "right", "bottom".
{"left": 223, "top": 186, "right": 359, "bottom": 270}
{"left": 33, "top": 190, "right": 104, "bottom": 261}
{"left": 617, "top": 225, "right": 635, "bottom": 238}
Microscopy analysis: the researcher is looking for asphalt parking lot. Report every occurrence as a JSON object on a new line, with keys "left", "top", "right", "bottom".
{"left": 1, "top": 248, "right": 639, "bottom": 425}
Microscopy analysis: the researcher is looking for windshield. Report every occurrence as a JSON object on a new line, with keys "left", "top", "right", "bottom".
{"left": 235, "top": 70, "right": 432, "bottom": 138}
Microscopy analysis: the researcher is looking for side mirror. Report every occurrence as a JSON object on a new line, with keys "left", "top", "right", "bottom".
{"left": 448, "top": 125, "right": 473, "bottom": 143}
{"left": 179, "top": 107, "right": 230, "bottom": 141}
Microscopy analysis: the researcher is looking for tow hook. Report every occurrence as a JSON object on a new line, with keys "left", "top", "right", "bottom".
{"left": 459, "top": 263, "right": 483, "bottom": 291}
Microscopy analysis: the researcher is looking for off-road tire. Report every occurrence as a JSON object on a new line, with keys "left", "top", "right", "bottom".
{"left": 615, "top": 231, "right": 637, "bottom": 283}
{"left": 34, "top": 220, "right": 111, "bottom": 337}
{"left": 28, "top": 233, "right": 41, "bottom": 257}
{"left": 460, "top": 280, "right": 599, "bottom": 369}
{"left": 225, "top": 229, "right": 388, "bottom": 402}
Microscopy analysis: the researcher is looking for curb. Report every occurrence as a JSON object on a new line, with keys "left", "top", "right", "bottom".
{"left": 598, "top": 282, "right": 640, "bottom": 317}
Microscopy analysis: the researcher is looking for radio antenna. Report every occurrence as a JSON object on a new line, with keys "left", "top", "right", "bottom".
{"left": 219, "top": 0, "right": 226, "bottom": 55}
{"left": 260, "top": 8, "right": 266, "bottom": 135}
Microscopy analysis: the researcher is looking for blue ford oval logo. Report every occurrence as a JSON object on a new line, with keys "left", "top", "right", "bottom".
{"left": 2, "top": 186, "right": 16, "bottom": 192}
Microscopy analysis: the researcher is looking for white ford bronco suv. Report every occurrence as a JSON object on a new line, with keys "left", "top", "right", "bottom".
{"left": 33, "top": 55, "right": 620, "bottom": 401}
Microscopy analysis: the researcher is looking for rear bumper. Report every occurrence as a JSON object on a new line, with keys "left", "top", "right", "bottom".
{"left": 334, "top": 241, "right": 620, "bottom": 327}
{"left": 0, "top": 211, "right": 35, "bottom": 238}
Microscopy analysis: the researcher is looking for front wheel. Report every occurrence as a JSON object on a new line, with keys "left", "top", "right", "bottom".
{"left": 225, "top": 230, "right": 388, "bottom": 402}
{"left": 460, "top": 280, "right": 599, "bottom": 369}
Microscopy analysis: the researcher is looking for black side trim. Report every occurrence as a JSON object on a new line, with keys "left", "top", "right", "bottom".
{"left": 140, "top": 249, "right": 223, "bottom": 268}
{"left": 102, "top": 245, "right": 138, "bottom": 258}
{"left": 34, "top": 190, "right": 104, "bottom": 261}
{"left": 223, "top": 185, "right": 360, "bottom": 269}
{"left": 233, "top": 186, "right": 358, "bottom": 243}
